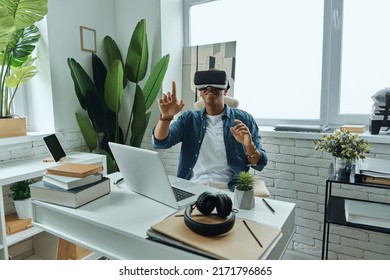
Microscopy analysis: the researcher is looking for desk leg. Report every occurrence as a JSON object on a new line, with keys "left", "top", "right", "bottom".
{"left": 57, "top": 238, "right": 71, "bottom": 260}
{"left": 321, "top": 181, "right": 331, "bottom": 260}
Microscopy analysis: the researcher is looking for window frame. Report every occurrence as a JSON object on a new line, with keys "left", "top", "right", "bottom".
{"left": 184, "top": 0, "right": 370, "bottom": 126}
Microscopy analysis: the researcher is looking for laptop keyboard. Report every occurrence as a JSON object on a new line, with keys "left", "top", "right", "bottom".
{"left": 172, "top": 186, "right": 195, "bottom": 202}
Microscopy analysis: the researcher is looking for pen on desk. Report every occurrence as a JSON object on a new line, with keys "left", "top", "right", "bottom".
{"left": 114, "top": 178, "right": 124, "bottom": 185}
{"left": 243, "top": 220, "right": 263, "bottom": 248}
{"left": 262, "top": 198, "right": 275, "bottom": 213}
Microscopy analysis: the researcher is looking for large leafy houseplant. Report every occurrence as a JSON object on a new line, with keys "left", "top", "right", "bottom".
{"left": 0, "top": 0, "right": 48, "bottom": 117}
{"left": 68, "top": 19, "right": 169, "bottom": 173}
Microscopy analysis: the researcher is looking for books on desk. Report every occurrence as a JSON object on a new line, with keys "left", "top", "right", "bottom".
{"left": 42, "top": 172, "right": 103, "bottom": 190}
{"left": 29, "top": 177, "right": 110, "bottom": 208}
{"left": 149, "top": 208, "right": 281, "bottom": 260}
{"left": 46, "top": 163, "right": 103, "bottom": 178}
{"left": 355, "top": 157, "right": 390, "bottom": 186}
{"left": 345, "top": 199, "right": 390, "bottom": 229}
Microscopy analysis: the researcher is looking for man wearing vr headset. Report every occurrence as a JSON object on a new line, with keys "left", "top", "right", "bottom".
{"left": 152, "top": 69, "right": 267, "bottom": 191}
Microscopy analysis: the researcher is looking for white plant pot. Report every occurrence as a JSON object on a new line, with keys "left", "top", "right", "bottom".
{"left": 234, "top": 189, "right": 255, "bottom": 210}
{"left": 14, "top": 199, "right": 32, "bottom": 219}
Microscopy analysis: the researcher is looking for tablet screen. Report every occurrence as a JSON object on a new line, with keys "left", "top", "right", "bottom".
{"left": 43, "top": 134, "right": 66, "bottom": 162}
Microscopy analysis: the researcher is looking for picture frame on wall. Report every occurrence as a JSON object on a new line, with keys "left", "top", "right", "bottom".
{"left": 80, "top": 26, "right": 96, "bottom": 53}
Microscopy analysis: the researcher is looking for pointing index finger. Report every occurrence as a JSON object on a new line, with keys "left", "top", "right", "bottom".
{"left": 172, "top": 81, "right": 176, "bottom": 98}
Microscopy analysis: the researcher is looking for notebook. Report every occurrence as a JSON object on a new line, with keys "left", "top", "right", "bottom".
{"left": 109, "top": 142, "right": 205, "bottom": 209}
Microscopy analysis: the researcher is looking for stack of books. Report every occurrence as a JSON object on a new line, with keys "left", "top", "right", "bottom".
{"left": 29, "top": 163, "right": 110, "bottom": 208}
{"left": 355, "top": 157, "right": 390, "bottom": 186}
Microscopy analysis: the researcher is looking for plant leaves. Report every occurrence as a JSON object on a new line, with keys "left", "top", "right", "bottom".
{"left": 104, "top": 59, "right": 123, "bottom": 114}
{"left": 0, "top": 6, "right": 16, "bottom": 52}
{"left": 4, "top": 0, "right": 48, "bottom": 30}
{"left": 92, "top": 53, "right": 107, "bottom": 101}
{"left": 103, "top": 35, "right": 127, "bottom": 88}
{"left": 67, "top": 57, "right": 97, "bottom": 110}
{"left": 143, "top": 54, "right": 170, "bottom": 110}
{"left": 4, "top": 64, "right": 37, "bottom": 87}
{"left": 130, "top": 85, "right": 147, "bottom": 147}
{"left": 131, "top": 111, "right": 150, "bottom": 148}
{"left": 85, "top": 89, "right": 108, "bottom": 133}
{"left": 75, "top": 112, "right": 98, "bottom": 152}
{"left": 125, "top": 18, "right": 148, "bottom": 83}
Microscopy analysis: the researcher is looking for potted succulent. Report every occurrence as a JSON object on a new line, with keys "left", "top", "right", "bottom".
{"left": 10, "top": 179, "right": 34, "bottom": 219}
{"left": 0, "top": 0, "right": 48, "bottom": 137}
{"left": 234, "top": 171, "right": 255, "bottom": 209}
{"left": 314, "top": 130, "right": 371, "bottom": 179}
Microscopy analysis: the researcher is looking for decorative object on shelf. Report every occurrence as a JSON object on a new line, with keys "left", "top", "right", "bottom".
{"left": 234, "top": 171, "right": 255, "bottom": 209}
{"left": 9, "top": 179, "right": 35, "bottom": 219}
{"left": 314, "top": 130, "right": 371, "bottom": 179}
{"left": 0, "top": 116, "right": 26, "bottom": 138}
{"left": 369, "top": 89, "right": 390, "bottom": 134}
{"left": 67, "top": 18, "right": 170, "bottom": 173}
{"left": 0, "top": 0, "right": 48, "bottom": 127}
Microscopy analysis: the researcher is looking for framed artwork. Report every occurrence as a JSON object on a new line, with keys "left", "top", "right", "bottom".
{"left": 80, "top": 26, "right": 96, "bottom": 53}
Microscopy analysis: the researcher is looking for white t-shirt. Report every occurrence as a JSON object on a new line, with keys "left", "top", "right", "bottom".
{"left": 190, "top": 112, "right": 233, "bottom": 188}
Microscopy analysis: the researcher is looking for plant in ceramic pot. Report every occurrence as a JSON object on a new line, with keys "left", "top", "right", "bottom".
{"left": 234, "top": 171, "right": 255, "bottom": 209}
{"left": 0, "top": 0, "right": 48, "bottom": 119}
{"left": 10, "top": 179, "right": 34, "bottom": 219}
{"left": 314, "top": 130, "right": 371, "bottom": 178}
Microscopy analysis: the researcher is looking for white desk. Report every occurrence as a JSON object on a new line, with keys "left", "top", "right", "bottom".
{"left": 0, "top": 152, "right": 107, "bottom": 260}
{"left": 32, "top": 172, "right": 295, "bottom": 260}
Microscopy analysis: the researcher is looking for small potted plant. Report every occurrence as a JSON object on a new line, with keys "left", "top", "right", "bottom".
{"left": 234, "top": 171, "right": 255, "bottom": 209}
{"left": 314, "top": 130, "right": 371, "bottom": 178}
{"left": 10, "top": 179, "right": 34, "bottom": 219}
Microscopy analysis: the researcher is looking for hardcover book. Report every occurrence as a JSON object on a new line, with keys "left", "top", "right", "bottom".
{"left": 340, "top": 124, "right": 366, "bottom": 133}
{"left": 42, "top": 172, "right": 103, "bottom": 190}
{"left": 29, "top": 177, "right": 110, "bottom": 208}
{"left": 46, "top": 163, "right": 103, "bottom": 178}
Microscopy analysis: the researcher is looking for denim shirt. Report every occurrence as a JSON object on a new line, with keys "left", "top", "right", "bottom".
{"left": 152, "top": 105, "right": 268, "bottom": 191}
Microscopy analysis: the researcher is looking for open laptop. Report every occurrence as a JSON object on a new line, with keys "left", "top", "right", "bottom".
{"left": 109, "top": 142, "right": 206, "bottom": 209}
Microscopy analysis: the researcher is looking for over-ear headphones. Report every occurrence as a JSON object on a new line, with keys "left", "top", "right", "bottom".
{"left": 184, "top": 192, "right": 236, "bottom": 236}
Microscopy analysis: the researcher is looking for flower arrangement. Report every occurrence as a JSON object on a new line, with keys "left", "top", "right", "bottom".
{"left": 314, "top": 130, "right": 371, "bottom": 160}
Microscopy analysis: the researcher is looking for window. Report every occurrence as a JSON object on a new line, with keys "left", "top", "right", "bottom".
{"left": 185, "top": 0, "right": 384, "bottom": 126}
{"left": 340, "top": 0, "right": 390, "bottom": 115}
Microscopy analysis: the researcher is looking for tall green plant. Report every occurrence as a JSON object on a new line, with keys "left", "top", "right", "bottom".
{"left": 0, "top": 0, "right": 48, "bottom": 117}
{"left": 68, "top": 19, "right": 169, "bottom": 173}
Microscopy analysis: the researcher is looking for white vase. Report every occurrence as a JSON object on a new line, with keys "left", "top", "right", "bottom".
{"left": 334, "top": 157, "right": 352, "bottom": 179}
{"left": 14, "top": 199, "right": 32, "bottom": 219}
{"left": 234, "top": 189, "right": 255, "bottom": 209}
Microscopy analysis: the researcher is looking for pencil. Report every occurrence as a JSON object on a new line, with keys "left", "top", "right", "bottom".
{"left": 262, "top": 198, "right": 275, "bottom": 213}
{"left": 243, "top": 220, "right": 263, "bottom": 248}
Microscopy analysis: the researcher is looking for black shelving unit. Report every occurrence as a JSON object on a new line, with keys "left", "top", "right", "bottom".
{"left": 321, "top": 164, "right": 390, "bottom": 260}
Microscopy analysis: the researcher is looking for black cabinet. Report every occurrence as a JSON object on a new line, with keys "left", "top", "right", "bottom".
{"left": 322, "top": 164, "right": 390, "bottom": 260}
